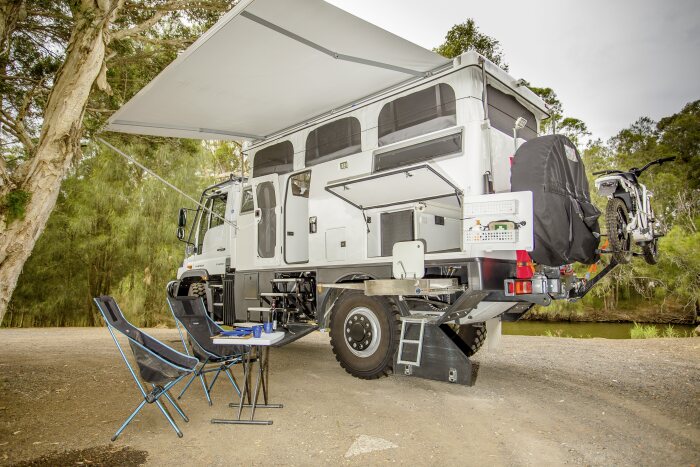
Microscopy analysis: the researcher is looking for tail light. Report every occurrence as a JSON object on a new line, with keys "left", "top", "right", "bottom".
{"left": 505, "top": 279, "right": 533, "bottom": 296}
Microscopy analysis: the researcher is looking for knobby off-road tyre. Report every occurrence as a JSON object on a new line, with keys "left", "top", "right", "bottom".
{"left": 642, "top": 238, "right": 660, "bottom": 265}
{"left": 606, "top": 198, "right": 633, "bottom": 264}
{"left": 188, "top": 282, "right": 208, "bottom": 308}
{"left": 329, "top": 293, "right": 401, "bottom": 380}
{"left": 455, "top": 324, "right": 487, "bottom": 357}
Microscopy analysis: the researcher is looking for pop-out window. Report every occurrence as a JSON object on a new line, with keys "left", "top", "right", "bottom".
{"left": 253, "top": 141, "right": 294, "bottom": 177}
{"left": 305, "top": 117, "right": 361, "bottom": 167}
{"left": 486, "top": 85, "right": 537, "bottom": 140}
{"left": 378, "top": 83, "right": 457, "bottom": 146}
{"left": 374, "top": 131, "right": 462, "bottom": 172}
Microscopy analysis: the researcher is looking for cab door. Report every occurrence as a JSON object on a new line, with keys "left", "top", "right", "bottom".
{"left": 252, "top": 174, "right": 281, "bottom": 267}
{"left": 193, "top": 192, "right": 230, "bottom": 275}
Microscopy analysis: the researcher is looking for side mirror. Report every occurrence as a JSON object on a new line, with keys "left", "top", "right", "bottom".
{"left": 176, "top": 227, "right": 185, "bottom": 241}
{"left": 178, "top": 208, "right": 187, "bottom": 228}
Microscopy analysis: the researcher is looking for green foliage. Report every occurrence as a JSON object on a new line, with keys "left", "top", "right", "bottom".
{"left": 538, "top": 101, "right": 700, "bottom": 323}
{"left": 658, "top": 101, "right": 700, "bottom": 188}
{"left": 524, "top": 84, "right": 590, "bottom": 145}
{"left": 5, "top": 138, "right": 219, "bottom": 327}
{"left": 0, "top": 189, "right": 31, "bottom": 223}
{"left": 630, "top": 323, "right": 659, "bottom": 339}
{"left": 434, "top": 19, "right": 508, "bottom": 71}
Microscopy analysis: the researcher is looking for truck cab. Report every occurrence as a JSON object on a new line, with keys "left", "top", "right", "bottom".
{"left": 176, "top": 178, "right": 245, "bottom": 320}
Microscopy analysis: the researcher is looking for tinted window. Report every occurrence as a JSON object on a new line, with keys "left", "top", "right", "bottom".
{"left": 240, "top": 187, "right": 254, "bottom": 213}
{"left": 256, "top": 181, "right": 277, "bottom": 258}
{"left": 209, "top": 195, "right": 227, "bottom": 229}
{"left": 196, "top": 198, "right": 211, "bottom": 253}
{"left": 374, "top": 132, "right": 462, "bottom": 172}
{"left": 378, "top": 83, "right": 456, "bottom": 146}
{"left": 487, "top": 85, "right": 537, "bottom": 140}
{"left": 254, "top": 141, "right": 294, "bottom": 176}
{"left": 290, "top": 172, "right": 311, "bottom": 198}
{"left": 305, "top": 117, "right": 361, "bottom": 166}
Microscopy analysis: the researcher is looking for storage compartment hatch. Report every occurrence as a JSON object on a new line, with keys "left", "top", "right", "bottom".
{"left": 325, "top": 164, "right": 461, "bottom": 210}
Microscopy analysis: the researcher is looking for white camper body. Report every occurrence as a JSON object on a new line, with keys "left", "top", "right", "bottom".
{"left": 108, "top": 0, "right": 585, "bottom": 384}
{"left": 180, "top": 53, "right": 543, "bottom": 274}
{"left": 175, "top": 52, "right": 545, "bottom": 322}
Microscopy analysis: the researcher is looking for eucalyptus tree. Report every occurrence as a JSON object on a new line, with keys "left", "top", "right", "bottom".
{"left": 434, "top": 18, "right": 508, "bottom": 70}
{"left": 0, "top": 0, "right": 234, "bottom": 323}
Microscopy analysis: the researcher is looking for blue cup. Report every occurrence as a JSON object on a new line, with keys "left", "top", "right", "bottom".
{"left": 252, "top": 325, "right": 263, "bottom": 338}
{"left": 264, "top": 321, "right": 273, "bottom": 334}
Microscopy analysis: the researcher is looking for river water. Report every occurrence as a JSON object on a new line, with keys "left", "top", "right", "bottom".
{"left": 502, "top": 321, "right": 696, "bottom": 339}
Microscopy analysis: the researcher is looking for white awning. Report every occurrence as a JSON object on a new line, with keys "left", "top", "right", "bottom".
{"left": 106, "top": 0, "right": 450, "bottom": 142}
{"left": 326, "top": 165, "right": 462, "bottom": 210}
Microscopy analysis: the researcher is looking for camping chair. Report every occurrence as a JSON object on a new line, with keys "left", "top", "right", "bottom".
{"left": 166, "top": 294, "right": 246, "bottom": 406}
{"left": 93, "top": 296, "right": 198, "bottom": 440}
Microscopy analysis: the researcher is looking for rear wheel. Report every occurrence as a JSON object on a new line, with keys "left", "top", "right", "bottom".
{"left": 329, "top": 293, "right": 400, "bottom": 379}
{"left": 455, "top": 324, "right": 487, "bottom": 357}
{"left": 606, "top": 198, "right": 632, "bottom": 264}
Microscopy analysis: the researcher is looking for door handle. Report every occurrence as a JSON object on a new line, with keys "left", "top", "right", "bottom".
{"left": 254, "top": 208, "right": 262, "bottom": 222}
{"left": 309, "top": 216, "right": 317, "bottom": 233}
{"left": 217, "top": 247, "right": 226, "bottom": 251}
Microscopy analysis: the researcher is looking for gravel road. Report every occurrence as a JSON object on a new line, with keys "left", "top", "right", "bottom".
{"left": 0, "top": 328, "right": 698, "bottom": 466}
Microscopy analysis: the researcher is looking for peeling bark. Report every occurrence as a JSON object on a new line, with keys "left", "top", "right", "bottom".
{"left": 0, "top": 2, "right": 121, "bottom": 323}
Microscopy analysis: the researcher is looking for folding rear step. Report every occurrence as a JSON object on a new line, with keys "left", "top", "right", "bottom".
{"left": 393, "top": 290, "right": 491, "bottom": 387}
{"left": 397, "top": 317, "right": 429, "bottom": 366}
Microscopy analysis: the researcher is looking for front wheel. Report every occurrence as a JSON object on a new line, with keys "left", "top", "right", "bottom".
{"left": 329, "top": 293, "right": 400, "bottom": 380}
{"left": 606, "top": 198, "right": 632, "bottom": 264}
{"left": 642, "top": 238, "right": 659, "bottom": 265}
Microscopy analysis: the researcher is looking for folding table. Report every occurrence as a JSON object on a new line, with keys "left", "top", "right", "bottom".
{"left": 210, "top": 331, "right": 284, "bottom": 425}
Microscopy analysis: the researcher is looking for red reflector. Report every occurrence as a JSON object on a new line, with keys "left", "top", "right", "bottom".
{"left": 516, "top": 250, "right": 534, "bottom": 279}
{"left": 507, "top": 281, "right": 514, "bottom": 294}
{"left": 515, "top": 280, "right": 532, "bottom": 295}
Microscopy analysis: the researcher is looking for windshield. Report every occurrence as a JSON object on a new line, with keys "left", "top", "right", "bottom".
{"left": 185, "top": 193, "right": 228, "bottom": 255}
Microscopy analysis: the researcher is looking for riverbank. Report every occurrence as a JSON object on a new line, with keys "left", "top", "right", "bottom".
{"left": 503, "top": 321, "right": 697, "bottom": 339}
{"left": 522, "top": 303, "right": 697, "bottom": 324}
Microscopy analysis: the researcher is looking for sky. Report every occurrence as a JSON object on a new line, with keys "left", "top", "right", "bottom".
{"left": 328, "top": 0, "right": 700, "bottom": 142}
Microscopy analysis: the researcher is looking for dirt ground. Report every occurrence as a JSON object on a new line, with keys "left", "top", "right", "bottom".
{"left": 0, "top": 328, "right": 698, "bottom": 466}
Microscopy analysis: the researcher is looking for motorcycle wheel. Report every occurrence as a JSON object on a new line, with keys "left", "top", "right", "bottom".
{"left": 606, "top": 198, "right": 633, "bottom": 264}
{"left": 642, "top": 238, "right": 659, "bottom": 265}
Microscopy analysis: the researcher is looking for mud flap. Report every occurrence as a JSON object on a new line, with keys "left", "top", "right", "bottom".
{"left": 394, "top": 324, "right": 477, "bottom": 386}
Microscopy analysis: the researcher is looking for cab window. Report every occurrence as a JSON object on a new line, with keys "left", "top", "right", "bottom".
{"left": 196, "top": 194, "right": 227, "bottom": 252}
{"left": 209, "top": 195, "right": 227, "bottom": 229}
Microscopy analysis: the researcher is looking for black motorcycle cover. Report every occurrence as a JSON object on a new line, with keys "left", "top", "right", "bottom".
{"left": 511, "top": 134, "right": 600, "bottom": 266}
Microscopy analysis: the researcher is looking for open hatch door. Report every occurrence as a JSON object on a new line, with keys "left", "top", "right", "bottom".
{"left": 325, "top": 164, "right": 462, "bottom": 210}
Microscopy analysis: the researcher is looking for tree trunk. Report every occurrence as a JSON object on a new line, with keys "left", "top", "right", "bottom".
{"left": 0, "top": 3, "right": 118, "bottom": 324}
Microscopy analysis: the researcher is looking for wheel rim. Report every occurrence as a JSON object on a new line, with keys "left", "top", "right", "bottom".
{"left": 343, "top": 307, "right": 381, "bottom": 358}
{"left": 615, "top": 205, "right": 631, "bottom": 250}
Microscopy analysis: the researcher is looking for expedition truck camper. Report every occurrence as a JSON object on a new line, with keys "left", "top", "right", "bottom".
{"left": 106, "top": 0, "right": 607, "bottom": 385}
